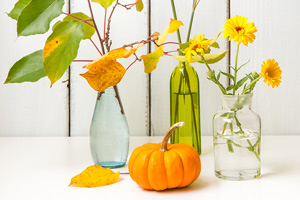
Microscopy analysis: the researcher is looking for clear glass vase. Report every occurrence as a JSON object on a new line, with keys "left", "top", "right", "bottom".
{"left": 90, "top": 86, "right": 129, "bottom": 168}
{"left": 213, "top": 93, "right": 261, "bottom": 180}
{"left": 170, "top": 62, "right": 201, "bottom": 154}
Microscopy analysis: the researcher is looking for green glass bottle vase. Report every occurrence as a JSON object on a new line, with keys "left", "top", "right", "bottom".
{"left": 170, "top": 62, "right": 201, "bottom": 154}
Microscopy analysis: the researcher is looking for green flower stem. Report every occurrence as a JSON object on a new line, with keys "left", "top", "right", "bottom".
{"left": 182, "top": 63, "right": 200, "bottom": 153}
{"left": 201, "top": 56, "right": 227, "bottom": 94}
{"left": 170, "top": 0, "right": 182, "bottom": 45}
{"left": 233, "top": 44, "right": 240, "bottom": 95}
{"left": 186, "top": 9, "right": 195, "bottom": 42}
{"left": 241, "top": 76, "right": 262, "bottom": 95}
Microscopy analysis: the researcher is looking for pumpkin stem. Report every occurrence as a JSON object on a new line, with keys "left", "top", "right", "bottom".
{"left": 160, "top": 122, "right": 184, "bottom": 152}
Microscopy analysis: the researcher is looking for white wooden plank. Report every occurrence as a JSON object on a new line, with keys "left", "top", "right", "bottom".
{"left": 0, "top": 1, "right": 69, "bottom": 136}
{"left": 151, "top": 0, "right": 229, "bottom": 136}
{"left": 69, "top": 0, "right": 149, "bottom": 136}
{"left": 230, "top": 0, "right": 300, "bottom": 135}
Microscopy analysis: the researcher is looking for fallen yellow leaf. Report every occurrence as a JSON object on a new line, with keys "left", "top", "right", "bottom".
{"left": 69, "top": 165, "right": 120, "bottom": 188}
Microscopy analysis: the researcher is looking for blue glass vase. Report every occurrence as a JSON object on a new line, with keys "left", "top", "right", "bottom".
{"left": 90, "top": 86, "right": 129, "bottom": 168}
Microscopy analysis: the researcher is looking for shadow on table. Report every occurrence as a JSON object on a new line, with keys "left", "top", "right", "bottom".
{"left": 155, "top": 177, "right": 215, "bottom": 193}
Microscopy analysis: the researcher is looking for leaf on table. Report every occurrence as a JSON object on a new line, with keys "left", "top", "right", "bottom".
{"left": 7, "top": 0, "right": 32, "bottom": 20}
{"left": 135, "top": 0, "right": 144, "bottom": 12}
{"left": 91, "top": 0, "right": 116, "bottom": 9}
{"left": 5, "top": 50, "right": 46, "bottom": 83}
{"left": 17, "top": 0, "right": 65, "bottom": 36}
{"left": 69, "top": 165, "right": 120, "bottom": 188}
{"left": 141, "top": 47, "right": 164, "bottom": 73}
{"left": 43, "top": 20, "right": 84, "bottom": 86}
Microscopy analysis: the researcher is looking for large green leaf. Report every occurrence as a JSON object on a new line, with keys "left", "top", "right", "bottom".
{"left": 5, "top": 50, "right": 46, "bottom": 83}
{"left": 173, "top": 51, "right": 228, "bottom": 64}
{"left": 7, "top": 0, "right": 32, "bottom": 20}
{"left": 136, "top": 0, "right": 144, "bottom": 12}
{"left": 92, "top": 0, "right": 116, "bottom": 9}
{"left": 17, "top": 0, "right": 65, "bottom": 36}
{"left": 60, "top": 12, "right": 95, "bottom": 40}
{"left": 43, "top": 21, "right": 84, "bottom": 86}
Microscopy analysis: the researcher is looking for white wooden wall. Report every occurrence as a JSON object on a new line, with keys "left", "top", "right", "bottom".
{"left": 0, "top": 0, "right": 299, "bottom": 136}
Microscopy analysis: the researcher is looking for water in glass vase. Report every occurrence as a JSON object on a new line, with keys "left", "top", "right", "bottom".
{"left": 170, "top": 91, "right": 200, "bottom": 148}
{"left": 170, "top": 62, "right": 201, "bottom": 154}
{"left": 214, "top": 130, "right": 261, "bottom": 181}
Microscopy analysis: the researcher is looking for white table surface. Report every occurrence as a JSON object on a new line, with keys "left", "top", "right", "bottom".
{"left": 0, "top": 136, "right": 299, "bottom": 200}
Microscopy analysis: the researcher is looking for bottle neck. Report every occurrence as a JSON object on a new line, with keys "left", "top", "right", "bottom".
{"left": 220, "top": 93, "right": 253, "bottom": 110}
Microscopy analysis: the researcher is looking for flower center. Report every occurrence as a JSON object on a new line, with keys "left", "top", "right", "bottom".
{"left": 235, "top": 26, "right": 244, "bottom": 33}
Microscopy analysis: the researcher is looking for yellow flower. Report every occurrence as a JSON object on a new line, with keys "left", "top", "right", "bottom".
{"left": 222, "top": 15, "right": 257, "bottom": 46}
{"left": 184, "top": 34, "right": 211, "bottom": 62}
{"left": 259, "top": 59, "right": 282, "bottom": 88}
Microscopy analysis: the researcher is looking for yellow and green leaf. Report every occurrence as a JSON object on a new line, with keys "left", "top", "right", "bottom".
{"left": 173, "top": 51, "right": 228, "bottom": 64}
{"left": 136, "top": 0, "right": 144, "bottom": 12}
{"left": 5, "top": 50, "right": 46, "bottom": 83}
{"left": 43, "top": 20, "right": 85, "bottom": 86}
{"left": 7, "top": 0, "right": 32, "bottom": 20}
{"left": 91, "top": 0, "right": 116, "bottom": 9}
{"left": 58, "top": 12, "right": 95, "bottom": 40}
{"left": 157, "top": 19, "right": 184, "bottom": 47}
{"left": 17, "top": 0, "right": 65, "bottom": 36}
{"left": 141, "top": 47, "right": 164, "bottom": 73}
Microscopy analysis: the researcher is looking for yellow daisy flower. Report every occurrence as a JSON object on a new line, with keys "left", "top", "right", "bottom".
{"left": 259, "top": 59, "right": 282, "bottom": 88}
{"left": 184, "top": 34, "right": 212, "bottom": 62}
{"left": 222, "top": 15, "right": 257, "bottom": 46}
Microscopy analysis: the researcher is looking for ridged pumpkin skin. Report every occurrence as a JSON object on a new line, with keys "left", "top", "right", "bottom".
{"left": 128, "top": 123, "right": 201, "bottom": 191}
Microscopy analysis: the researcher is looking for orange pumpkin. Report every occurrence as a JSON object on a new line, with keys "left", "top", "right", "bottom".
{"left": 128, "top": 122, "right": 201, "bottom": 191}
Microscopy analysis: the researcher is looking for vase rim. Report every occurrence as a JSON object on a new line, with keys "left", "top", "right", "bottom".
{"left": 220, "top": 93, "right": 253, "bottom": 99}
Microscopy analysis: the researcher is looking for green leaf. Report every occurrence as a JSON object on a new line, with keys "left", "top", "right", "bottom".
{"left": 61, "top": 12, "right": 95, "bottom": 40}
{"left": 179, "top": 42, "right": 190, "bottom": 51}
{"left": 136, "top": 0, "right": 144, "bottom": 12}
{"left": 235, "top": 75, "right": 249, "bottom": 90}
{"left": 173, "top": 51, "right": 228, "bottom": 64}
{"left": 43, "top": 21, "right": 84, "bottom": 86}
{"left": 216, "top": 72, "right": 221, "bottom": 81}
{"left": 226, "top": 85, "right": 235, "bottom": 91}
{"left": 5, "top": 50, "right": 46, "bottom": 83}
{"left": 220, "top": 71, "right": 235, "bottom": 81}
{"left": 210, "top": 41, "right": 220, "bottom": 49}
{"left": 7, "top": 0, "right": 32, "bottom": 20}
{"left": 91, "top": 0, "right": 116, "bottom": 9}
{"left": 237, "top": 59, "right": 250, "bottom": 71}
{"left": 17, "top": 0, "right": 65, "bottom": 36}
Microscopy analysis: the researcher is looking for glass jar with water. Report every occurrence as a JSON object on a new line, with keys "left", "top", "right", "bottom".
{"left": 213, "top": 93, "right": 261, "bottom": 180}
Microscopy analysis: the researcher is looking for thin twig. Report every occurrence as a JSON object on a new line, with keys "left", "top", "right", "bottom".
{"left": 105, "top": 0, "right": 119, "bottom": 52}
{"left": 103, "top": 9, "right": 107, "bottom": 41}
{"left": 62, "top": 12, "right": 94, "bottom": 27}
{"left": 126, "top": 59, "right": 138, "bottom": 71}
{"left": 89, "top": 38, "right": 103, "bottom": 56}
{"left": 87, "top": 0, "right": 106, "bottom": 54}
{"left": 73, "top": 60, "right": 94, "bottom": 62}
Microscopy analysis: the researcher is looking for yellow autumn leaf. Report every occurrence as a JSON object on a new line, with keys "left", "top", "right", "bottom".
{"left": 123, "top": 43, "right": 144, "bottom": 58}
{"left": 157, "top": 18, "right": 184, "bottom": 47}
{"left": 69, "top": 165, "right": 120, "bottom": 188}
{"left": 141, "top": 47, "right": 164, "bottom": 73}
{"left": 81, "top": 58, "right": 126, "bottom": 92}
